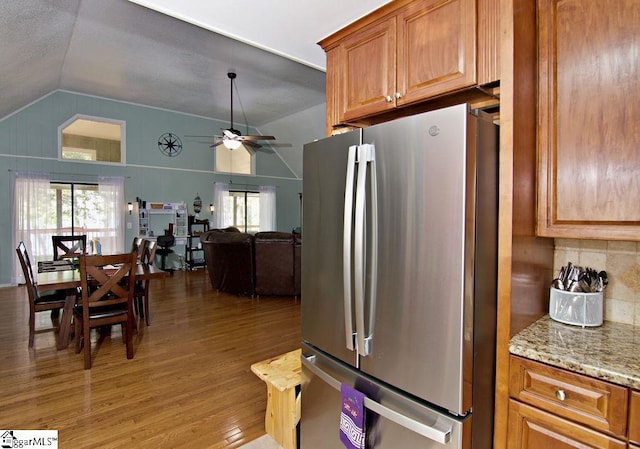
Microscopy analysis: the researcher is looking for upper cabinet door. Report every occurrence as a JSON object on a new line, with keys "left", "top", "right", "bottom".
{"left": 341, "top": 16, "right": 397, "bottom": 121}
{"left": 396, "top": 0, "right": 476, "bottom": 106}
{"left": 537, "top": 0, "right": 640, "bottom": 240}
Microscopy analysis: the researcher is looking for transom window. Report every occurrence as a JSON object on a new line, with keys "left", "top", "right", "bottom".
{"left": 215, "top": 146, "right": 254, "bottom": 175}
{"left": 59, "top": 115, "right": 126, "bottom": 165}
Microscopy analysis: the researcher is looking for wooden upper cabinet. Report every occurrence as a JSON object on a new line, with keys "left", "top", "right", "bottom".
{"left": 537, "top": 0, "right": 640, "bottom": 240}
{"left": 320, "top": 0, "right": 498, "bottom": 129}
{"left": 341, "top": 15, "right": 397, "bottom": 121}
{"left": 324, "top": 46, "right": 343, "bottom": 136}
{"left": 396, "top": 0, "right": 476, "bottom": 107}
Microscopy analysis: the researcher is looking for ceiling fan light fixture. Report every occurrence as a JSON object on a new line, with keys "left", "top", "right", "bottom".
{"left": 188, "top": 71, "right": 275, "bottom": 152}
{"left": 223, "top": 139, "right": 242, "bottom": 150}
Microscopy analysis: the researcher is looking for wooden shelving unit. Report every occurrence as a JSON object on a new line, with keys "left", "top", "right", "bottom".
{"left": 185, "top": 215, "right": 209, "bottom": 270}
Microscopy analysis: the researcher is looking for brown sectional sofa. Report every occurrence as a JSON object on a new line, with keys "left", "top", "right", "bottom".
{"left": 201, "top": 229, "right": 301, "bottom": 297}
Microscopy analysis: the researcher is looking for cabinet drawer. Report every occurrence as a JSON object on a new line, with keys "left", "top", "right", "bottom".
{"left": 509, "top": 356, "right": 628, "bottom": 437}
{"left": 508, "top": 400, "right": 626, "bottom": 449}
{"left": 630, "top": 390, "right": 640, "bottom": 444}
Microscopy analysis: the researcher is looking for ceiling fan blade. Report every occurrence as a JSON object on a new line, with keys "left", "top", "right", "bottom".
{"left": 209, "top": 140, "right": 225, "bottom": 148}
{"left": 240, "top": 135, "right": 276, "bottom": 141}
{"left": 243, "top": 141, "right": 262, "bottom": 149}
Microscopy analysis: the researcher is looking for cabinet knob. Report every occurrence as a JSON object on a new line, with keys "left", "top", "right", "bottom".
{"left": 385, "top": 95, "right": 393, "bottom": 103}
{"left": 395, "top": 92, "right": 402, "bottom": 99}
{"left": 555, "top": 389, "right": 566, "bottom": 401}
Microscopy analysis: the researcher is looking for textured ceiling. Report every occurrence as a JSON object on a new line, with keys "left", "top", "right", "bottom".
{"left": 0, "top": 0, "right": 327, "bottom": 126}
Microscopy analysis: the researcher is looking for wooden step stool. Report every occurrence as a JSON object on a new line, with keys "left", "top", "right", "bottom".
{"left": 251, "top": 349, "right": 301, "bottom": 449}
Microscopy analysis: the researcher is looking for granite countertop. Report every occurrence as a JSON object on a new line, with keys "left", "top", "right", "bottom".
{"left": 509, "top": 315, "right": 640, "bottom": 390}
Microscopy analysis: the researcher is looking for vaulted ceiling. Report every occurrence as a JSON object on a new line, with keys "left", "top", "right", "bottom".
{"left": 0, "top": 0, "right": 390, "bottom": 176}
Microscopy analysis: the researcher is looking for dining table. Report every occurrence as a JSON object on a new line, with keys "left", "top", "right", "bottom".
{"left": 37, "top": 263, "right": 168, "bottom": 350}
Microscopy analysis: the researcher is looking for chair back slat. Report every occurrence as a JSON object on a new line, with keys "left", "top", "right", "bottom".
{"left": 53, "top": 235, "right": 87, "bottom": 260}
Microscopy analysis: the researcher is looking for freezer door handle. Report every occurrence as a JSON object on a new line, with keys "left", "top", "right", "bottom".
{"left": 343, "top": 145, "right": 358, "bottom": 351}
{"left": 354, "top": 144, "right": 377, "bottom": 357}
{"left": 302, "top": 355, "right": 452, "bottom": 445}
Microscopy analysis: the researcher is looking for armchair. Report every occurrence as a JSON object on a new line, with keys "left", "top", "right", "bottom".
{"left": 201, "top": 230, "right": 255, "bottom": 296}
{"left": 254, "top": 232, "right": 296, "bottom": 296}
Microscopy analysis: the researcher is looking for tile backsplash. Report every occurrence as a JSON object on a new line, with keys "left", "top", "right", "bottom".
{"left": 554, "top": 239, "right": 640, "bottom": 326}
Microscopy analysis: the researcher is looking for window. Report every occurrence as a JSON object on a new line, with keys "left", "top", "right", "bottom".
{"left": 215, "top": 145, "right": 254, "bottom": 175}
{"left": 59, "top": 115, "right": 126, "bottom": 165}
{"left": 13, "top": 173, "right": 125, "bottom": 283}
{"left": 224, "top": 191, "right": 261, "bottom": 233}
{"left": 212, "top": 183, "right": 276, "bottom": 233}
{"left": 49, "top": 183, "right": 107, "bottom": 236}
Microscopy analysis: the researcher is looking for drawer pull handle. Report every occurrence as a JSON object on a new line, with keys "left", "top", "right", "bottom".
{"left": 556, "top": 389, "right": 566, "bottom": 401}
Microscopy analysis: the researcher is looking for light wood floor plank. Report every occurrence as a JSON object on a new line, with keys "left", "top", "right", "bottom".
{"left": 0, "top": 270, "right": 300, "bottom": 448}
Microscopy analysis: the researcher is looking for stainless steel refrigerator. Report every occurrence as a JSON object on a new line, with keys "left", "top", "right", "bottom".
{"left": 301, "top": 103, "right": 498, "bottom": 449}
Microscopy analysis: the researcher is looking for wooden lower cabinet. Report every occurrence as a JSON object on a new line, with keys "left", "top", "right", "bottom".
{"left": 509, "top": 356, "right": 628, "bottom": 436}
{"left": 508, "top": 356, "right": 634, "bottom": 448}
{"left": 630, "top": 390, "right": 640, "bottom": 445}
{"left": 508, "top": 400, "right": 626, "bottom": 449}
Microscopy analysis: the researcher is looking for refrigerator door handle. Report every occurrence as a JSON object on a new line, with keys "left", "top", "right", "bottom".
{"left": 343, "top": 145, "right": 358, "bottom": 351}
{"left": 354, "top": 144, "right": 376, "bottom": 356}
{"left": 302, "top": 355, "right": 453, "bottom": 445}
{"left": 367, "top": 145, "right": 378, "bottom": 354}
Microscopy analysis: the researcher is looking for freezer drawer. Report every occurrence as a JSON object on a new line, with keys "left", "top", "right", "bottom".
{"left": 301, "top": 344, "right": 468, "bottom": 449}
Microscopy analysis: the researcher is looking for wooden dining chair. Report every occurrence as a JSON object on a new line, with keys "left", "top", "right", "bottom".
{"left": 52, "top": 235, "right": 87, "bottom": 260}
{"left": 74, "top": 252, "right": 137, "bottom": 369}
{"left": 131, "top": 236, "right": 144, "bottom": 259}
{"left": 16, "top": 242, "right": 69, "bottom": 348}
{"left": 134, "top": 240, "right": 157, "bottom": 326}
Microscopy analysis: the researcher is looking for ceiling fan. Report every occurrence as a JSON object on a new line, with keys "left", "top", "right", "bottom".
{"left": 211, "top": 71, "right": 276, "bottom": 150}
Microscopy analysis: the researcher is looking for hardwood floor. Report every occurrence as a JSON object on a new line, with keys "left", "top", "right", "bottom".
{"left": 0, "top": 270, "right": 301, "bottom": 448}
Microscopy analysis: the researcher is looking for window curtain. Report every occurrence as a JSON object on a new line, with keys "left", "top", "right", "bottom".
{"left": 213, "top": 182, "right": 230, "bottom": 228}
{"left": 12, "top": 173, "right": 125, "bottom": 284}
{"left": 12, "top": 172, "right": 53, "bottom": 284}
{"left": 259, "top": 185, "right": 277, "bottom": 231}
{"left": 97, "top": 176, "right": 125, "bottom": 255}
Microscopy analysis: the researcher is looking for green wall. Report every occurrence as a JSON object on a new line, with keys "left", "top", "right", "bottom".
{"left": 0, "top": 91, "right": 302, "bottom": 285}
